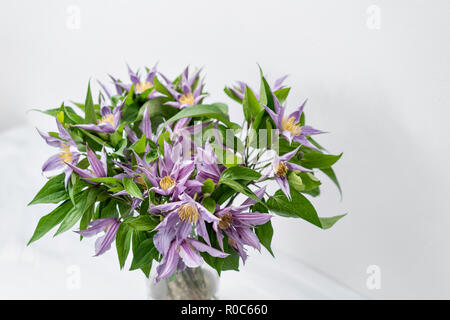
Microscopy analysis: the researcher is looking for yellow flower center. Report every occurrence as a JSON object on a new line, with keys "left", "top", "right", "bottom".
{"left": 136, "top": 176, "right": 146, "bottom": 186}
{"left": 58, "top": 144, "right": 72, "bottom": 164}
{"left": 178, "top": 204, "right": 199, "bottom": 223}
{"left": 136, "top": 81, "right": 153, "bottom": 92}
{"left": 99, "top": 113, "right": 115, "bottom": 126}
{"left": 179, "top": 93, "right": 195, "bottom": 106}
{"left": 273, "top": 161, "right": 288, "bottom": 178}
{"left": 281, "top": 116, "right": 302, "bottom": 136}
{"left": 159, "top": 176, "right": 176, "bottom": 190}
{"left": 218, "top": 213, "right": 233, "bottom": 230}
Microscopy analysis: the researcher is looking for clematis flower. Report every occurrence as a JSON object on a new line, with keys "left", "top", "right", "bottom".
{"left": 213, "top": 187, "right": 272, "bottom": 262}
{"left": 65, "top": 145, "right": 108, "bottom": 183}
{"left": 228, "top": 75, "right": 288, "bottom": 101}
{"left": 149, "top": 193, "right": 219, "bottom": 247}
{"left": 75, "top": 103, "right": 121, "bottom": 134}
{"left": 263, "top": 95, "right": 324, "bottom": 149}
{"left": 139, "top": 141, "right": 195, "bottom": 199}
{"left": 37, "top": 119, "right": 81, "bottom": 186}
{"left": 155, "top": 237, "right": 228, "bottom": 281}
{"left": 76, "top": 218, "right": 120, "bottom": 256}
{"left": 111, "top": 64, "right": 165, "bottom": 99}
{"left": 164, "top": 66, "right": 207, "bottom": 109}
{"left": 259, "top": 147, "right": 311, "bottom": 200}
{"left": 195, "top": 142, "right": 225, "bottom": 184}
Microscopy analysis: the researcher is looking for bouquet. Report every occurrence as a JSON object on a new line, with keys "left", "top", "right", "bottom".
{"left": 28, "top": 64, "right": 345, "bottom": 298}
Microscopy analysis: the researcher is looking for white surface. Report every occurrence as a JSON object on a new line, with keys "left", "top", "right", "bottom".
{"left": 1, "top": 0, "right": 450, "bottom": 299}
{"left": 0, "top": 125, "right": 360, "bottom": 299}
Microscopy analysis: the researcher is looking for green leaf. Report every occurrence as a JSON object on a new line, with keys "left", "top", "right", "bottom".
{"left": 130, "top": 238, "right": 158, "bottom": 271}
{"left": 132, "top": 231, "right": 152, "bottom": 277}
{"left": 98, "top": 198, "right": 119, "bottom": 219}
{"left": 267, "top": 189, "right": 345, "bottom": 229}
{"left": 210, "top": 184, "right": 235, "bottom": 205}
{"left": 223, "top": 87, "right": 243, "bottom": 104}
{"left": 202, "top": 197, "right": 216, "bottom": 213}
{"left": 219, "top": 178, "right": 263, "bottom": 205}
{"left": 153, "top": 76, "right": 173, "bottom": 98}
{"left": 55, "top": 188, "right": 99, "bottom": 235}
{"left": 320, "top": 167, "right": 342, "bottom": 197}
{"left": 116, "top": 223, "right": 133, "bottom": 269}
{"left": 29, "top": 107, "right": 60, "bottom": 117}
{"left": 255, "top": 220, "right": 274, "bottom": 257}
{"left": 123, "top": 177, "right": 143, "bottom": 200}
{"left": 164, "top": 104, "right": 238, "bottom": 129}
{"left": 201, "top": 178, "right": 215, "bottom": 195}
{"left": 221, "top": 166, "right": 261, "bottom": 182}
{"left": 84, "top": 81, "right": 97, "bottom": 124}
{"left": 125, "top": 215, "right": 158, "bottom": 231}
{"left": 77, "top": 128, "right": 111, "bottom": 148}
{"left": 69, "top": 173, "right": 88, "bottom": 205}
{"left": 63, "top": 105, "right": 85, "bottom": 124}
{"left": 288, "top": 172, "right": 321, "bottom": 192}
{"left": 259, "top": 76, "right": 274, "bottom": 109}
{"left": 299, "top": 152, "right": 342, "bottom": 169}
{"left": 130, "top": 134, "right": 147, "bottom": 154}
{"left": 221, "top": 248, "right": 240, "bottom": 272}
{"left": 85, "top": 177, "right": 122, "bottom": 185}
{"left": 243, "top": 86, "right": 262, "bottom": 122}
{"left": 201, "top": 229, "right": 240, "bottom": 275}
{"left": 28, "top": 174, "right": 69, "bottom": 205}
{"left": 28, "top": 200, "right": 74, "bottom": 245}
{"left": 274, "top": 87, "right": 291, "bottom": 104}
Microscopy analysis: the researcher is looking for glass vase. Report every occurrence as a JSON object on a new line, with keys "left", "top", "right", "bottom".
{"left": 147, "top": 266, "right": 219, "bottom": 300}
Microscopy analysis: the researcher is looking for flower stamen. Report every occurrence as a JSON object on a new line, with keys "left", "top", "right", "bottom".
{"left": 59, "top": 144, "right": 73, "bottom": 164}
{"left": 281, "top": 116, "right": 302, "bottom": 136}
{"left": 136, "top": 81, "right": 153, "bottom": 92}
{"left": 99, "top": 113, "right": 115, "bottom": 126}
{"left": 179, "top": 93, "right": 195, "bottom": 106}
{"left": 159, "top": 176, "right": 176, "bottom": 190}
{"left": 273, "top": 161, "right": 288, "bottom": 178}
{"left": 178, "top": 204, "right": 199, "bottom": 223}
{"left": 218, "top": 213, "right": 233, "bottom": 230}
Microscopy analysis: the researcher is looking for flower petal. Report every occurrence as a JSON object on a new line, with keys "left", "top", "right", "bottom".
{"left": 179, "top": 241, "right": 204, "bottom": 268}
{"left": 189, "top": 239, "right": 229, "bottom": 258}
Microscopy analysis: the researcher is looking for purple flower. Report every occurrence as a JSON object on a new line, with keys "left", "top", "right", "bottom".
{"left": 110, "top": 64, "right": 165, "bottom": 99}
{"left": 195, "top": 142, "right": 225, "bottom": 185}
{"left": 164, "top": 66, "right": 207, "bottom": 109}
{"left": 65, "top": 145, "right": 108, "bottom": 183}
{"left": 263, "top": 95, "right": 324, "bottom": 149}
{"left": 138, "top": 104, "right": 161, "bottom": 143}
{"left": 76, "top": 218, "right": 120, "bottom": 256}
{"left": 149, "top": 193, "right": 219, "bottom": 246}
{"left": 155, "top": 237, "right": 228, "bottom": 281}
{"left": 212, "top": 187, "right": 272, "bottom": 262}
{"left": 37, "top": 119, "right": 81, "bottom": 186}
{"left": 75, "top": 103, "right": 121, "bottom": 134}
{"left": 259, "top": 147, "right": 311, "bottom": 200}
{"left": 229, "top": 75, "right": 288, "bottom": 101}
{"left": 139, "top": 141, "right": 195, "bottom": 199}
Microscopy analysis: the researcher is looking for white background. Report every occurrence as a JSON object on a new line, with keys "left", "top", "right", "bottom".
{"left": 1, "top": 0, "right": 449, "bottom": 299}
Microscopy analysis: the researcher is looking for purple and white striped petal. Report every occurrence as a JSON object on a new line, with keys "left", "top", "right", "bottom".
{"left": 189, "top": 239, "right": 229, "bottom": 258}
{"left": 86, "top": 145, "right": 106, "bottom": 177}
{"left": 42, "top": 154, "right": 64, "bottom": 172}
{"left": 275, "top": 175, "right": 291, "bottom": 200}
{"left": 179, "top": 241, "right": 203, "bottom": 268}
{"left": 156, "top": 241, "right": 179, "bottom": 281}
